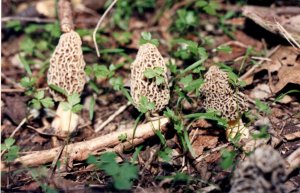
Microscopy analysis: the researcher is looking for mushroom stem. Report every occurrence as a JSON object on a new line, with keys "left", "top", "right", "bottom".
{"left": 51, "top": 103, "right": 79, "bottom": 135}
{"left": 226, "top": 118, "right": 249, "bottom": 141}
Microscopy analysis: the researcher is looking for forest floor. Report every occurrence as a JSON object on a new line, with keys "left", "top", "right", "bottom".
{"left": 1, "top": 0, "right": 300, "bottom": 192}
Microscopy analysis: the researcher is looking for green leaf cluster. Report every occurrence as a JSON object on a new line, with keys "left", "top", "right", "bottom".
{"left": 139, "top": 32, "right": 159, "bottom": 46}
{"left": 1, "top": 138, "right": 20, "bottom": 162}
{"left": 138, "top": 96, "right": 155, "bottom": 113}
{"left": 172, "top": 38, "right": 208, "bottom": 60}
{"left": 174, "top": 9, "right": 198, "bottom": 34}
{"left": 196, "top": 0, "right": 220, "bottom": 15}
{"left": 144, "top": 67, "right": 165, "bottom": 85}
{"left": 220, "top": 149, "right": 236, "bottom": 169}
{"left": 30, "top": 90, "right": 54, "bottom": 109}
{"left": 87, "top": 152, "right": 138, "bottom": 190}
{"left": 61, "top": 93, "right": 83, "bottom": 113}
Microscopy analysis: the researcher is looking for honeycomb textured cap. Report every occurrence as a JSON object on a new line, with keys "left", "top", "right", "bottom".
{"left": 201, "top": 66, "right": 248, "bottom": 121}
{"left": 48, "top": 31, "right": 86, "bottom": 101}
{"left": 130, "top": 43, "right": 170, "bottom": 113}
{"left": 230, "top": 145, "right": 286, "bottom": 193}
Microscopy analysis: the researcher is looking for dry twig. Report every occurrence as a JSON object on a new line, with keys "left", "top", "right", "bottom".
{"left": 93, "top": 0, "right": 118, "bottom": 57}
{"left": 2, "top": 118, "right": 169, "bottom": 171}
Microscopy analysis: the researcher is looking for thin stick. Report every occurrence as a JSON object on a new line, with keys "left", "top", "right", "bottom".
{"left": 240, "top": 45, "right": 280, "bottom": 81}
{"left": 194, "top": 143, "right": 229, "bottom": 163}
{"left": 1, "top": 88, "right": 25, "bottom": 93}
{"left": 2, "top": 17, "right": 56, "bottom": 23}
{"left": 95, "top": 101, "right": 131, "bottom": 132}
{"left": 93, "top": 0, "right": 118, "bottom": 58}
{"left": 276, "top": 21, "right": 300, "bottom": 49}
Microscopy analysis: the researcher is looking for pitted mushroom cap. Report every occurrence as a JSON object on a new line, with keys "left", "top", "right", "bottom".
{"left": 130, "top": 43, "right": 170, "bottom": 113}
{"left": 230, "top": 146, "right": 286, "bottom": 193}
{"left": 48, "top": 31, "right": 86, "bottom": 101}
{"left": 201, "top": 66, "right": 248, "bottom": 121}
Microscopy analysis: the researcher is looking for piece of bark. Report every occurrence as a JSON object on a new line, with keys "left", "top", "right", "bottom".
{"left": 1, "top": 118, "right": 169, "bottom": 171}
{"left": 243, "top": 6, "right": 300, "bottom": 43}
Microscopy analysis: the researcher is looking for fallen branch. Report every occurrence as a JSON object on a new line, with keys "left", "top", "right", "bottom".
{"left": 2, "top": 118, "right": 169, "bottom": 171}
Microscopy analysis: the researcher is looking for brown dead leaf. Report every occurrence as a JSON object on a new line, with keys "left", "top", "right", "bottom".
{"left": 190, "top": 129, "right": 218, "bottom": 157}
{"left": 252, "top": 46, "right": 300, "bottom": 93}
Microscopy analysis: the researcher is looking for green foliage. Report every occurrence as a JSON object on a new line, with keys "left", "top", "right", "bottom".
{"left": 174, "top": 9, "right": 198, "bottom": 34}
{"left": 274, "top": 89, "right": 300, "bottom": 103}
{"left": 158, "top": 172, "right": 192, "bottom": 184}
{"left": 48, "top": 84, "right": 68, "bottom": 96}
{"left": 20, "top": 76, "right": 36, "bottom": 95}
{"left": 1, "top": 138, "right": 20, "bottom": 162}
{"left": 196, "top": 0, "right": 219, "bottom": 15}
{"left": 87, "top": 152, "right": 138, "bottom": 190}
{"left": 144, "top": 67, "right": 165, "bottom": 85}
{"left": 220, "top": 149, "right": 236, "bottom": 169}
{"left": 85, "top": 64, "right": 114, "bottom": 79}
{"left": 30, "top": 90, "right": 54, "bottom": 110}
{"left": 113, "top": 32, "right": 132, "bottom": 45}
{"left": 215, "top": 44, "right": 232, "bottom": 53}
{"left": 180, "top": 74, "right": 204, "bottom": 95}
{"left": 61, "top": 93, "right": 83, "bottom": 113}
{"left": 5, "top": 21, "right": 22, "bottom": 31}
{"left": 184, "top": 112, "right": 228, "bottom": 128}
{"left": 139, "top": 96, "right": 155, "bottom": 113}
{"left": 158, "top": 147, "right": 172, "bottom": 162}
{"left": 164, "top": 108, "right": 195, "bottom": 156}
{"left": 252, "top": 126, "right": 270, "bottom": 140}
{"left": 218, "top": 63, "right": 246, "bottom": 87}
{"left": 118, "top": 133, "right": 128, "bottom": 143}
{"left": 255, "top": 99, "right": 271, "bottom": 115}
{"left": 172, "top": 38, "right": 208, "bottom": 60}
{"left": 139, "top": 32, "right": 159, "bottom": 46}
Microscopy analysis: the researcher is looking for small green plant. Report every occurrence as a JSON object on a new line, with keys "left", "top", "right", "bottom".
{"left": 173, "top": 9, "right": 198, "bottom": 34}
{"left": 118, "top": 133, "right": 128, "bottom": 143}
{"left": 113, "top": 32, "right": 132, "bottom": 45}
{"left": 179, "top": 74, "right": 204, "bottom": 96}
{"left": 30, "top": 90, "right": 54, "bottom": 110}
{"left": 220, "top": 148, "right": 237, "bottom": 170}
{"left": 196, "top": 0, "right": 219, "bottom": 15}
{"left": 172, "top": 38, "right": 208, "bottom": 60}
{"left": 139, "top": 96, "right": 155, "bottom": 113}
{"left": 1, "top": 138, "right": 20, "bottom": 162}
{"left": 164, "top": 108, "right": 195, "bottom": 156}
{"left": 61, "top": 93, "right": 83, "bottom": 113}
{"left": 139, "top": 32, "right": 159, "bottom": 46}
{"left": 20, "top": 76, "right": 36, "bottom": 95}
{"left": 252, "top": 126, "right": 270, "bottom": 140}
{"left": 87, "top": 152, "right": 138, "bottom": 190}
{"left": 255, "top": 99, "right": 271, "bottom": 115}
{"left": 144, "top": 67, "right": 165, "bottom": 85}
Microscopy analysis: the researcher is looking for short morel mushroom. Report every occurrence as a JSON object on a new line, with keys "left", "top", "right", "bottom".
{"left": 130, "top": 43, "right": 170, "bottom": 114}
{"left": 230, "top": 145, "right": 286, "bottom": 193}
{"left": 201, "top": 66, "right": 249, "bottom": 139}
{"left": 47, "top": 0, "right": 86, "bottom": 135}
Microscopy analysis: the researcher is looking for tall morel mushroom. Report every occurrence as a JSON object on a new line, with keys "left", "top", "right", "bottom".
{"left": 47, "top": 0, "right": 86, "bottom": 135}
{"left": 201, "top": 66, "right": 248, "bottom": 121}
{"left": 230, "top": 145, "right": 286, "bottom": 193}
{"left": 131, "top": 43, "right": 170, "bottom": 114}
{"left": 201, "top": 66, "right": 249, "bottom": 139}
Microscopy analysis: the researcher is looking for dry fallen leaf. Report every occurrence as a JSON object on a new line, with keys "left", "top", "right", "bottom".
{"left": 251, "top": 46, "right": 300, "bottom": 93}
{"left": 190, "top": 129, "right": 219, "bottom": 157}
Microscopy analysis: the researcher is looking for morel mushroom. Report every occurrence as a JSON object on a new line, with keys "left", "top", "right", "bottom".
{"left": 201, "top": 66, "right": 249, "bottom": 139}
{"left": 47, "top": 30, "right": 86, "bottom": 134}
{"left": 230, "top": 146, "right": 286, "bottom": 193}
{"left": 131, "top": 43, "right": 170, "bottom": 114}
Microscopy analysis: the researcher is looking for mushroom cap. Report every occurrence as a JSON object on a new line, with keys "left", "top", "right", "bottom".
{"left": 201, "top": 66, "right": 248, "bottom": 121}
{"left": 230, "top": 146, "right": 286, "bottom": 193}
{"left": 48, "top": 30, "right": 86, "bottom": 101}
{"left": 130, "top": 43, "right": 170, "bottom": 113}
